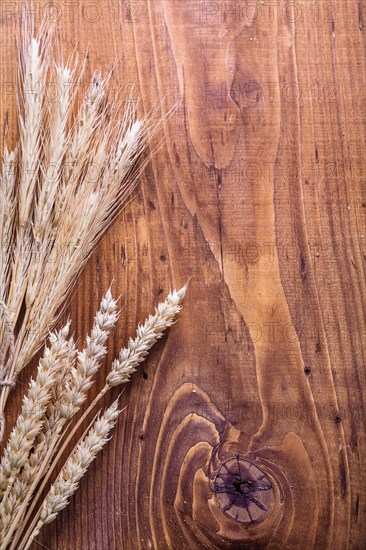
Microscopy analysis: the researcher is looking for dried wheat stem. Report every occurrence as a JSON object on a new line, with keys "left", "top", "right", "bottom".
{"left": 0, "top": 148, "right": 17, "bottom": 435}
{"left": 0, "top": 29, "right": 49, "bottom": 430}
{"left": 5, "top": 27, "right": 49, "bottom": 325}
{"left": 0, "top": 148, "right": 16, "bottom": 307}
{"left": 19, "top": 400, "right": 121, "bottom": 550}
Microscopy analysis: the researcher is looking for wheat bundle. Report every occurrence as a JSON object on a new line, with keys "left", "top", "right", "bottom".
{"left": 0, "top": 285, "right": 187, "bottom": 549}
{"left": 0, "top": 15, "right": 187, "bottom": 549}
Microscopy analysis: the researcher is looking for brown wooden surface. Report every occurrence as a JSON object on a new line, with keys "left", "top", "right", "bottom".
{"left": 1, "top": 0, "right": 366, "bottom": 548}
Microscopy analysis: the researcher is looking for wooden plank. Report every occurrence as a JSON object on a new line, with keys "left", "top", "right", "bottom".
{"left": 0, "top": 0, "right": 365, "bottom": 548}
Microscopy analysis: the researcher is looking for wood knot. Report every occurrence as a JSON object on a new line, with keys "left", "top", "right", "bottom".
{"left": 214, "top": 456, "right": 273, "bottom": 524}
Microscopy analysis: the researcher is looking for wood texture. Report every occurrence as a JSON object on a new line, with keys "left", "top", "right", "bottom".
{"left": 1, "top": 0, "right": 365, "bottom": 548}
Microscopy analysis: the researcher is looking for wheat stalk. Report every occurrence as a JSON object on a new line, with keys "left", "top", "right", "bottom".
{"left": 0, "top": 148, "right": 16, "bottom": 306}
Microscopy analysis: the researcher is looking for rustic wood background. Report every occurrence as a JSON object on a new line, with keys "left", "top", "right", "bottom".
{"left": 1, "top": 0, "right": 365, "bottom": 548}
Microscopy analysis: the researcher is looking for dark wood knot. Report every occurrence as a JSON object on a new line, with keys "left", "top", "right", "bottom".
{"left": 214, "top": 456, "right": 273, "bottom": 524}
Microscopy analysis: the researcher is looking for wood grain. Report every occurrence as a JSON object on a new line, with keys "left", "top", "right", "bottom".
{"left": 1, "top": 0, "right": 365, "bottom": 548}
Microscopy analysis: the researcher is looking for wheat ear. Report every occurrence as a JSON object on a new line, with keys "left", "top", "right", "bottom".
{"left": 61, "top": 283, "right": 188, "bottom": 446}
{"left": 106, "top": 284, "right": 188, "bottom": 386}
{"left": 59, "top": 288, "right": 119, "bottom": 419}
{"left": 1, "top": 332, "right": 76, "bottom": 539}
{"left": 17, "top": 399, "right": 121, "bottom": 550}
{"left": 0, "top": 325, "right": 70, "bottom": 526}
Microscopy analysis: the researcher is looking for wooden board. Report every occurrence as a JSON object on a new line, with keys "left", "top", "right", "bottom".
{"left": 1, "top": 0, "right": 365, "bottom": 548}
